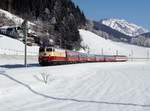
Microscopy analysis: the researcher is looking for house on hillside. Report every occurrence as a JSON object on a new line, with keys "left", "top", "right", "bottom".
{"left": 0, "top": 26, "right": 19, "bottom": 38}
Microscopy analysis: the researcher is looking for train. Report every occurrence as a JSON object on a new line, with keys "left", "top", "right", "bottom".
{"left": 38, "top": 47, "right": 128, "bottom": 66}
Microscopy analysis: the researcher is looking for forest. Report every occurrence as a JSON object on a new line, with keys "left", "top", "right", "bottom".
{"left": 0, "top": 0, "right": 86, "bottom": 50}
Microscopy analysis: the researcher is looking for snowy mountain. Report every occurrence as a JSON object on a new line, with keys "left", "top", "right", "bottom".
{"left": 101, "top": 18, "right": 149, "bottom": 36}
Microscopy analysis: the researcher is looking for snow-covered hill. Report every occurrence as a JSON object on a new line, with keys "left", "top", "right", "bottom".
{"left": 0, "top": 34, "right": 39, "bottom": 55}
{"left": 0, "top": 9, "right": 34, "bottom": 26}
{"left": 80, "top": 29, "right": 150, "bottom": 58}
{"left": 101, "top": 18, "right": 149, "bottom": 36}
{"left": 0, "top": 29, "right": 150, "bottom": 58}
{"left": 0, "top": 9, "right": 23, "bottom": 26}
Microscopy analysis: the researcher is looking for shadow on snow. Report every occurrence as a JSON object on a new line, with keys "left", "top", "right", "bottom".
{"left": 0, "top": 63, "right": 40, "bottom": 69}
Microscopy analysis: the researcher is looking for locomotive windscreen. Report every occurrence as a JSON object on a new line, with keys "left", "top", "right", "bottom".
{"left": 39, "top": 47, "right": 45, "bottom": 52}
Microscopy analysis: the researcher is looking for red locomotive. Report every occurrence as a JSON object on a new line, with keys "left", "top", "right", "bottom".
{"left": 38, "top": 47, "right": 128, "bottom": 66}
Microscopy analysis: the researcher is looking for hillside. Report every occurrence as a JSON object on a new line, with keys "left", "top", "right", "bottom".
{"left": 0, "top": 34, "right": 39, "bottom": 55}
{"left": 130, "top": 32, "right": 150, "bottom": 47}
{"left": 80, "top": 29, "right": 150, "bottom": 58}
{"left": 0, "top": 0, "right": 86, "bottom": 50}
{"left": 93, "top": 21, "right": 131, "bottom": 42}
{"left": 1, "top": 29, "right": 150, "bottom": 59}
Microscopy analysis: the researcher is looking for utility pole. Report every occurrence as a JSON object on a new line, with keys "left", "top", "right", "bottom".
{"left": 87, "top": 47, "right": 90, "bottom": 54}
{"left": 64, "top": 40, "right": 67, "bottom": 50}
{"left": 147, "top": 50, "right": 149, "bottom": 61}
{"left": 21, "top": 20, "right": 28, "bottom": 67}
{"left": 131, "top": 50, "right": 133, "bottom": 61}
{"left": 116, "top": 50, "right": 118, "bottom": 55}
{"left": 59, "top": 38, "right": 62, "bottom": 48}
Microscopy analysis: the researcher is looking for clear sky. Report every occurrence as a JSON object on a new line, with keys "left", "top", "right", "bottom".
{"left": 72, "top": 0, "right": 150, "bottom": 29}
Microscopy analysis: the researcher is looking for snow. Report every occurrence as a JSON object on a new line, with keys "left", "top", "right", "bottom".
{"left": 0, "top": 9, "right": 35, "bottom": 28}
{"left": 101, "top": 18, "right": 149, "bottom": 36}
{"left": 80, "top": 29, "right": 150, "bottom": 58}
{"left": 0, "top": 9, "right": 23, "bottom": 26}
{"left": 0, "top": 62, "right": 150, "bottom": 111}
{"left": 80, "top": 29, "right": 125, "bottom": 55}
{"left": 0, "top": 34, "right": 39, "bottom": 55}
{"left": 1, "top": 28, "right": 150, "bottom": 110}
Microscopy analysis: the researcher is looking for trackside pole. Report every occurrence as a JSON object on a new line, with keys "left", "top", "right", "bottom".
{"left": 22, "top": 20, "right": 28, "bottom": 67}
{"left": 25, "top": 28, "right": 27, "bottom": 67}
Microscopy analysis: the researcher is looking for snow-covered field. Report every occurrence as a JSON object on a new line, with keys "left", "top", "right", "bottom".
{"left": 0, "top": 61, "right": 150, "bottom": 111}
{"left": 1, "top": 29, "right": 150, "bottom": 110}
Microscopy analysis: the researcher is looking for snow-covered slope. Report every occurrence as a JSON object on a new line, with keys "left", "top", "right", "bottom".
{"left": 101, "top": 18, "right": 149, "bottom": 36}
{"left": 0, "top": 9, "right": 23, "bottom": 26}
{"left": 80, "top": 29, "right": 150, "bottom": 58}
{"left": 0, "top": 9, "right": 35, "bottom": 27}
{"left": 0, "top": 29, "right": 150, "bottom": 58}
{"left": 0, "top": 34, "right": 39, "bottom": 55}
{"left": 1, "top": 29, "right": 148, "bottom": 58}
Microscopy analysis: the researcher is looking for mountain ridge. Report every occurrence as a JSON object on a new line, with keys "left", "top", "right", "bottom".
{"left": 100, "top": 18, "right": 149, "bottom": 36}
{"left": 86, "top": 19, "right": 150, "bottom": 47}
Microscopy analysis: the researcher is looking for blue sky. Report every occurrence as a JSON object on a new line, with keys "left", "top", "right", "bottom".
{"left": 72, "top": 0, "right": 150, "bottom": 29}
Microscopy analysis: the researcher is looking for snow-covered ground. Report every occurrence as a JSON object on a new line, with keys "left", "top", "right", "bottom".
{"left": 1, "top": 29, "right": 150, "bottom": 111}
{"left": 0, "top": 54, "right": 38, "bottom": 68}
{"left": 0, "top": 62, "right": 150, "bottom": 111}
